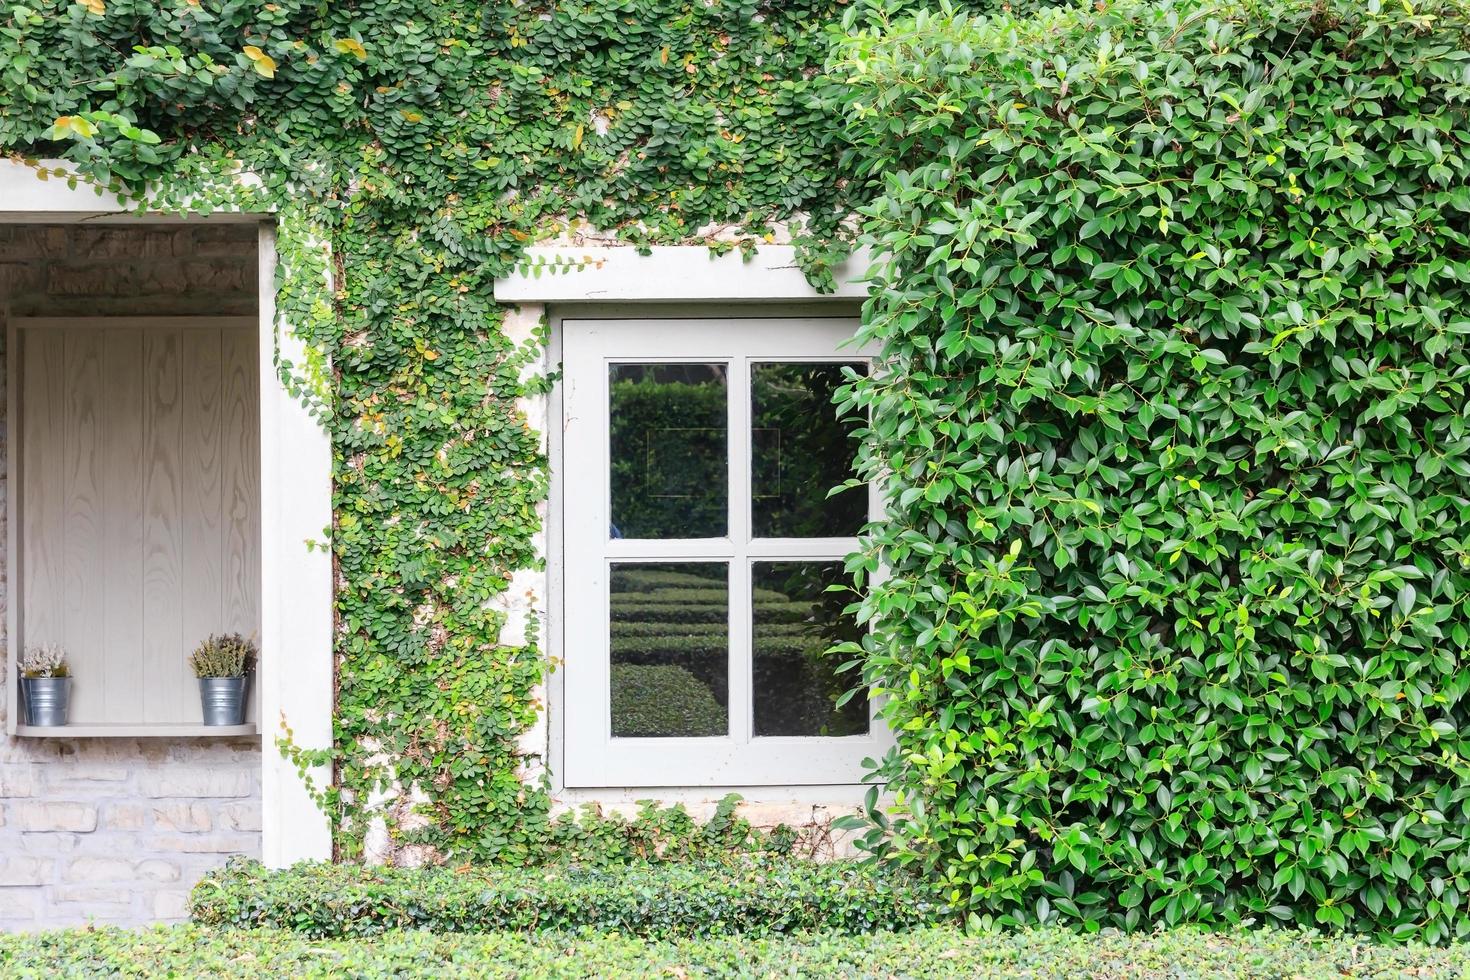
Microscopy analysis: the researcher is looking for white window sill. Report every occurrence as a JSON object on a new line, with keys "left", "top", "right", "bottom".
{"left": 15, "top": 722, "right": 257, "bottom": 738}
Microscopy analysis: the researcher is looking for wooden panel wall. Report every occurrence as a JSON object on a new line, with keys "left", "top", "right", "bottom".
{"left": 18, "top": 322, "right": 261, "bottom": 725}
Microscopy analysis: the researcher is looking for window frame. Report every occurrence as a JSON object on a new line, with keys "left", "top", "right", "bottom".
{"left": 554, "top": 313, "right": 891, "bottom": 789}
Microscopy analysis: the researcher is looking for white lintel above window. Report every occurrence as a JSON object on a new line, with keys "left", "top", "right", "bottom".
{"left": 492, "top": 245, "right": 874, "bottom": 303}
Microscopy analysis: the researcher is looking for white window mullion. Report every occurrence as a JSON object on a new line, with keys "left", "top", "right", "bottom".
{"left": 726, "top": 356, "right": 753, "bottom": 745}
{"left": 744, "top": 537, "right": 859, "bottom": 560}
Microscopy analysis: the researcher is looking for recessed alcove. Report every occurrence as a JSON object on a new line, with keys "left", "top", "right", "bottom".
{"left": 8, "top": 316, "right": 261, "bottom": 736}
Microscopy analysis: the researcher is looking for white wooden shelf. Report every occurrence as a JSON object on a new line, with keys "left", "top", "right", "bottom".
{"left": 15, "top": 722, "right": 257, "bottom": 738}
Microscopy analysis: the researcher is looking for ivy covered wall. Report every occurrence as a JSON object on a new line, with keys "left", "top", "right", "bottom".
{"left": 0, "top": 0, "right": 868, "bottom": 862}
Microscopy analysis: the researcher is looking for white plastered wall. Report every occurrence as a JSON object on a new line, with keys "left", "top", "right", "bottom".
{"left": 254, "top": 224, "right": 333, "bottom": 867}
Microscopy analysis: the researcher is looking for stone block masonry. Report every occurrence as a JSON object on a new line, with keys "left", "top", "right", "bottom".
{"left": 0, "top": 224, "right": 257, "bottom": 318}
{"left": 0, "top": 742, "right": 261, "bottom": 929}
{"left": 0, "top": 223, "right": 263, "bottom": 931}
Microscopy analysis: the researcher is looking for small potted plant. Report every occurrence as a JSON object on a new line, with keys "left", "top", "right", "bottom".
{"left": 19, "top": 644, "right": 71, "bottom": 727}
{"left": 188, "top": 633, "right": 257, "bottom": 726}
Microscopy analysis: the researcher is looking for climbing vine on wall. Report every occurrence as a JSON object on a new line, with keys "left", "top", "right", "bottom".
{"left": 1, "top": 0, "right": 861, "bottom": 861}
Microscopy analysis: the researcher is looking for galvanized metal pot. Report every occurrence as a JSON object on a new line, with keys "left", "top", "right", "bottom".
{"left": 21, "top": 676, "right": 70, "bottom": 727}
{"left": 198, "top": 676, "right": 250, "bottom": 726}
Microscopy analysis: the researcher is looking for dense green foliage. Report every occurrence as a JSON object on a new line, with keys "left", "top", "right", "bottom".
{"left": 0, "top": 0, "right": 860, "bottom": 861}
{"left": 829, "top": 0, "right": 1470, "bottom": 943}
{"left": 189, "top": 857, "right": 941, "bottom": 938}
{"left": 6, "top": 924, "right": 1470, "bottom": 978}
{"left": 10, "top": 0, "right": 1470, "bottom": 943}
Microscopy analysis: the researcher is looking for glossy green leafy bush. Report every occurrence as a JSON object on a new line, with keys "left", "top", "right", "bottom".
{"left": 7, "top": 924, "right": 1470, "bottom": 979}
{"left": 189, "top": 857, "right": 942, "bottom": 938}
{"left": 828, "top": 0, "right": 1470, "bottom": 942}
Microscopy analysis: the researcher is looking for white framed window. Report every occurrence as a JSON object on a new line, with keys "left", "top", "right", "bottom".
{"left": 560, "top": 316, "right": 890, "bottom": 787}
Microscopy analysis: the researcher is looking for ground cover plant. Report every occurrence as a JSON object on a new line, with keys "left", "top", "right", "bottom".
{"left": 829, "top": 0, "right": 1470, "bottom": 943}
{"left": 5, "top": 923, "right": 1470, "bottom": 978}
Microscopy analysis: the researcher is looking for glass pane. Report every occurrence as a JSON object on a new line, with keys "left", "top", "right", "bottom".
{"left": 751, "top": 362, "right": 867, "bottom": 538}
{"left": 610, "top": 363, "right": 727, "bottom": 539}
{"left": 610, "top": 562, "right": 728, "bottom": 738}
{"left": 752, "top": 561, "right": 868, "bottom": 737}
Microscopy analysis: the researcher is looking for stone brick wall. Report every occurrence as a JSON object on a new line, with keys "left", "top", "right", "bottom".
{"left": 0, "top": 223, "right": 262, "bottom": 931}
{"left": 0, "top": 743, "right": 261, "bottom": 926}
{"left": 0, "top": 223, "right": 257, "bottom": 317}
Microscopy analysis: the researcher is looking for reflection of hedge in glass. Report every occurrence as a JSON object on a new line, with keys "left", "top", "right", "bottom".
{"left": 609, "top": 366, "right": 726, "bottom": 539}
{"left": 610, "top": 563, "right": 728, "bottom": 738}
{"left": 615, "top": 620, "right": 809, "bottom": 639}
{"left": 754, "top": 561, "right": 868, "bottom": 737}
{"left": 609, "top": 563, "right": 864, "bottom": 739}
{"left": 613, "top": 635, "right": 830, "bottom": 658}
{"left": 610, "top": 599, "right": 809, "bottom": 624}
{"left": 611, "top": 664, "right": 726, "bottom": 738}
{"left": 752, "top": 362, "right": 867, "bottom": 538}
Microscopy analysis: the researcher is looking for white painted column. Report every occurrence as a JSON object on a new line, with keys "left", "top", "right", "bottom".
{"left": 257, "top": 223, "right": 334, "bottom": 865}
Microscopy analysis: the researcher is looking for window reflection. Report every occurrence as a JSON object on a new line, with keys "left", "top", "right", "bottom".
{"left": 609, "top": 363, "right": 727, "bottom": 539}
{"left": 752, "top": 561, "right": 868, "bottom": 737}
{"left": 751, "top": 362, "right": 867, "bottom": 538}
{"left": 610, "top": 562, "right": 728, "bottom": 738}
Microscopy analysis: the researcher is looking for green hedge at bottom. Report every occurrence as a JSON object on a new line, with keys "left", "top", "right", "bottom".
{"left": 5, "top": 925, "right": 1470, "bottom": 979}
{"left": 189, "top": 857, "right": 942, "bottom": 938}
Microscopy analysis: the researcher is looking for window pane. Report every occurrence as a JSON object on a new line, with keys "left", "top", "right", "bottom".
{"left": 752, "top": 561, "right": 868, "bottom": 737}
{"left": 751, "top": 362, "right": 867, "bottom": 538}
{"left": 610, "top": 363, "right": 726, "bottom": 539}
{"left": 610, "top": 562, "right": 728, "bottom": 738}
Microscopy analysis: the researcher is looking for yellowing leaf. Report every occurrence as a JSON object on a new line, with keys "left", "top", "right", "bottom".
{"left": 243, "top": 45, "right": 277, "bottom": 79}
{"left": 334, "top": 38, "right": 368, "bottom": 60}
{"left": 79, "top": 0, "right": 105, "bottom": 15}
{"left": 572, "top": 123, "right": 584, "bottom": 150}
{"left": 52, "top": 115, "right": 97, "bottom": 139}
{"left": 659, "top": 46, "right": 669, "bottom": 65}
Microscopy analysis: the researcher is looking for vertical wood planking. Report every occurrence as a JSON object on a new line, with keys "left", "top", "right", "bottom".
{"left": 100, "top": 329, "right": 145, "bottom": 723}
{"left": 142, "top": 327, "right": 185, "bottom": 722}
{"left": 220, "top": 329, "right": 261, "bottom": 721}
{"left": 60, "top": 330, "right": 104, "bottom": 722}
{"left": 181, "top": 329, "right": 224, "bottom": 722}
{"left": 18, "top": 319, "right": 261, "bottom": 728}
{"left": 21, "top": 332, "right": 65, "bottom": 657}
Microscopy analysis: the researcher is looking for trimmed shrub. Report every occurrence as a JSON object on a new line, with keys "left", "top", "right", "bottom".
{"left": 6, "top": 924, "right": 1470, "bottom": 978}
{"left": 828, "top": 0, "right": 1470, "bottom": 942}
{"left": 189, "top": 858, "right": 944, "bottom": 938}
